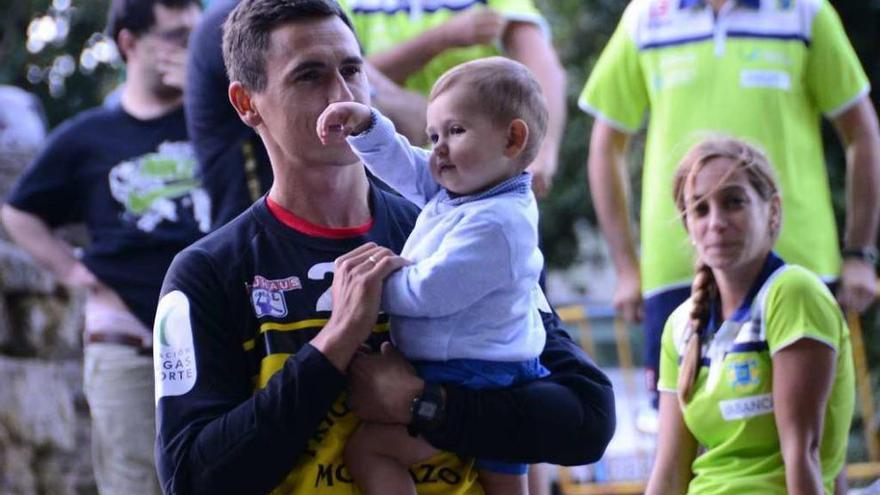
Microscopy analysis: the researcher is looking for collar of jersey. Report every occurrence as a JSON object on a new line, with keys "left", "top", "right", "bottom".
{"left": 265, "top": 196, "right": 374, "bottom": 239}
{"left": 440, "top": 172, "right": 532, "bottom": 206}
{"left": 679, "top": 0, "right": 760, "bottom": 11}
{"left": 705, "top": 251, "right": 785, "bottom": 332}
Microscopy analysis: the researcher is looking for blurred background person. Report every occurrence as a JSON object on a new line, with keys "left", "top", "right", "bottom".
{"left": 580, "top": 0, "right": 880, "bottom": 423}
{"left": 347, "top": 0, "right": 566, "bottom": 199}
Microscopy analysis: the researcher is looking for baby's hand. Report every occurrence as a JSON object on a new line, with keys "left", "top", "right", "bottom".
{"left": 316, "top": 102, "right": 373, "bottom": 145}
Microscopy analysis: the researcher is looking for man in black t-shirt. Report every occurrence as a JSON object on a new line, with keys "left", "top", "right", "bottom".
{"left": 153, "top": 1, "right": 616, "bottom": 494}
{"left": 2, "top": 1, "right": 205, "bottom": 493}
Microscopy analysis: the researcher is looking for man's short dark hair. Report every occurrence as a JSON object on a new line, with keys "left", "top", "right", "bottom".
{"left": 106, "top": 0, "right": 200, "bottom": 43}
{"left": 222, "top": 0, "right": 356, "bottom": 92}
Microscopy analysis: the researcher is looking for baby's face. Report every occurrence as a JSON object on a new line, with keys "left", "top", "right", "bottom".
{"left": 425, "top": 87, "right": 519, "bottom": 195}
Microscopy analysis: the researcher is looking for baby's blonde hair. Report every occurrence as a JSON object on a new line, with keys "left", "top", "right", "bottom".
{"left": 429, "top": 57, "right": 549, "bottom": 167}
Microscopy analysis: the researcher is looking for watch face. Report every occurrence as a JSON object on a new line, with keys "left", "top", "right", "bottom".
{"left": 417, "top": 402, "right": 438, "bottom": 418}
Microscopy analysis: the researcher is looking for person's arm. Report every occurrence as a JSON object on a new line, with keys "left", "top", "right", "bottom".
{"left": 319, "top": 105, "right": 439, "bottom": 205}
{"left": 155, "top": 243, "right": 405, "bottom": 494}
{"left": 644, "top": 392, "right": 698, "bottom": 495}
{"left": 763, "top": 267, "right": 849, "bottom": 494}
{"left": 1, "top": 205, "right": 96, "bottom": 290}
{"left": 347, "top": 311, "right": 616, "bottom": 465}
{"left": 832, "top": 96, "right": 880, "bottom": 313}
{"left": 381, "top": 214, "right": 520, "bottom": 318}
{"left": 365, "top": 62, "right": 430, "bottom": 147}
{"left": 588, "top": 120, "right": 643, "bottom": 323}
{"left": 504, "top": 21, "right": 566, "bottom": 198}
{"left": 367, "top": 8, "right": 506, "bottom": 85}
{"left": 773, "top": 339, "right": 836, "bottom": 495}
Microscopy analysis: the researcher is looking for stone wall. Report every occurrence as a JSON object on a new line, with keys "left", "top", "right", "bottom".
{"left": 0, "top": 86, "right": 97, "bottom": 495}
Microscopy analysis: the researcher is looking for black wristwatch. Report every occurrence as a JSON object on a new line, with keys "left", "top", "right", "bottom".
{"left": 842, "top": 246, "right": 879, "bottom": 266}
{"left": 407, "top": 382, "right": 445, "bottom": 437}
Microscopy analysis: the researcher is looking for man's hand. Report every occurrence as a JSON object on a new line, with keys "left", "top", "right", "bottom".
{"left": 348, "top": 342, "right": 425, "bottom": 424}
{"left": 838, "top": 258, "right": 878, "bottom": 313}
{"left": 615, "top": 267, "right": 644, "bottom": 324}
{"left": 527, "top": 152, "right": 558, "bottom": 199}
{"left": 438, "top": 8, "right": 506, "bottom": 48}
{"left": 156, "top": 46, "right": 188, "bottom": 90}
{"left": 316, "top": 102, "right": 373, "bottom": 145}
{"left": 311, "top": 243, "right": 407, "bottom": 372}
{"left": 528, "top": 164, "right": 554, "bottom": 199}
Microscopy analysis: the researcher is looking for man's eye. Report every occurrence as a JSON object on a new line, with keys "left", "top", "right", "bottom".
{"left": 296, "top": 71, "right": 320, "bottom": 82}
{"left": 450, "top": 125, "right": 465, "bottom": 135}
{"left": 341, "top": 66, "right": 361, "bottom": 78}
{"left": 428, "top": 133, "right": 439, "bottom": 144}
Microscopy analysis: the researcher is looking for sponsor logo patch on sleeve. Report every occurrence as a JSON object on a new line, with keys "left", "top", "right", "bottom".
{"left": 154, "top": 290, "right": 197, "bottom": 403}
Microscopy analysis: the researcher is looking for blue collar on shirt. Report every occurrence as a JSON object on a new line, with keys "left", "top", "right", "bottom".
{"left": 442, "top": 172, "right": 533, "bottom": 206}
{"left": 704, "top": 251, "right": 785, "bottom": 334}
{"left": 679, "top": 0, "right": 760, "bottom": 10}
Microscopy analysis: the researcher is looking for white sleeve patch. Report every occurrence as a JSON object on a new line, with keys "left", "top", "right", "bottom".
{"left": 153, "top": 290, "right": 197, "bottom": 404}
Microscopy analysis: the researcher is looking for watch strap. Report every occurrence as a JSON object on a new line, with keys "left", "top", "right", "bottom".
{"left": 407, "top": 382, "right": 445, "bottom": 437}
{"left": 842, "top": 246, "right": 879, "bottom": 266}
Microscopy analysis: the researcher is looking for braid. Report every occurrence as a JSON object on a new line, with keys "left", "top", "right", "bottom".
{"left": 677, "top": 261, "right": 715, "bottom": 408}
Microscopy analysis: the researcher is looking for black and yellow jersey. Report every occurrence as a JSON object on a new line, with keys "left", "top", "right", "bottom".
{"left": 155, "top": 184, "right": 617, "bottom": 494}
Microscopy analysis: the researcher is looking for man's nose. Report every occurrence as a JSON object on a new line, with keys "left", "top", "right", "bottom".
{"left": 327, "top": 71, "right": 354, "bottom": 103}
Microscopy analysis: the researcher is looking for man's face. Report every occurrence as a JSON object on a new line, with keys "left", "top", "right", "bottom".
{"left": 134, "top": 3, "right": 201, "bottom": 98}
{"left": 250, "top": 16, "right": 369, "bottom": 167}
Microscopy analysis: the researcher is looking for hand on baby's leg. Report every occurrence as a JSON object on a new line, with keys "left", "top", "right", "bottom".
{"left": 316, "top": 102, "right": 373, "bottom": 145}
{"left": 344, "top": 422, "right": 438, "bottom": 495}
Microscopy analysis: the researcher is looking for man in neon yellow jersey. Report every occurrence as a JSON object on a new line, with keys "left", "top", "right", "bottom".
{"left": 343, "top": 0, "right": 566, "bottom": 198}
{"left": 580, "top": 0, "right": 880, "bottom": 410}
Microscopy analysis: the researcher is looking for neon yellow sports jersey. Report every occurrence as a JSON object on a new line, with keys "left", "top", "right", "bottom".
{"left": 579, "top": 0, "right": 870, "bottom": 294}
{"left": 658, "top": 263, "right": 854, "bottom": 494}
{"left": 341, "top": 0, "right": 547, "bottom": 95}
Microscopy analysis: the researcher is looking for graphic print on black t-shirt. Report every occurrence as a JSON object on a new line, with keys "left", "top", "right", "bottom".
{"left": 6, "top": 105, "right": 210, "bottom": 328}
{"left": 109, "top": 140, "right": 211, "bottom": 234}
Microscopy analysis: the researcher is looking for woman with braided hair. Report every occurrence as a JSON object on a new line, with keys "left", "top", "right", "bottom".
{"left": 644, "top": 137, "right": 855, "bottom": 495}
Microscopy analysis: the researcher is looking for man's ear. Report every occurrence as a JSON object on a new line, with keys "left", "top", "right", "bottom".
{"left": 504, "top": 119, "right": 529, "bottom": 159}
{"left": 116, "top": 29, "right": 137, "bottom": 61}
{"left": 229, "top": 81, "right": 262, "bottom": 128}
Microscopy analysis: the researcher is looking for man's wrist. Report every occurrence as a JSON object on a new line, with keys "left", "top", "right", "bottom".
{"left": 309, "top": 325, "right": 359, "bottom": 372}
{"left": 407, "top": 382, "right": 446, "bottom": 437}
{"left": 429, "top": 22, "right": 459, "bottom": 51}
{"left": 842, "top": 246, "right": 879, "bottom": 266}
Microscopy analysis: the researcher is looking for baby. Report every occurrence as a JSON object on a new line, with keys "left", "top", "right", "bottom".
{"left": 317, "top": 56, "right": 550, "bottom": 495}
